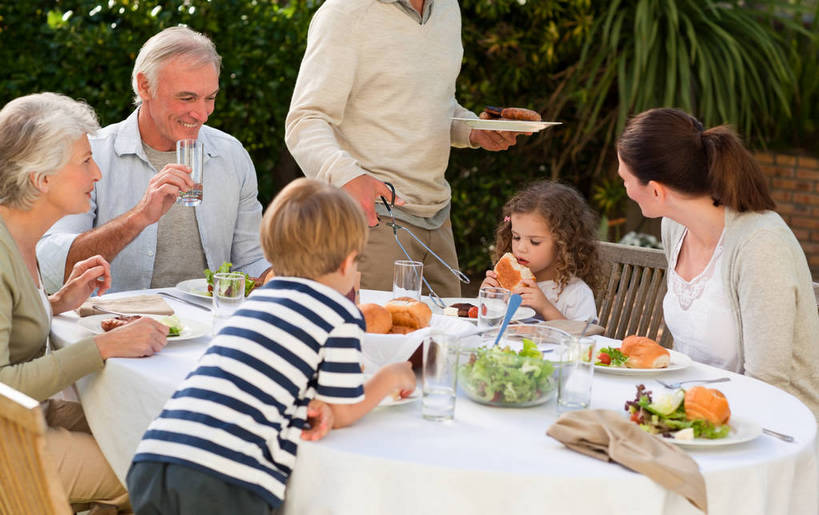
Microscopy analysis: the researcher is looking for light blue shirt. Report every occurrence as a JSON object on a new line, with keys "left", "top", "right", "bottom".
{"left": 37, "top": 109, "right": 270, "bottom": 294}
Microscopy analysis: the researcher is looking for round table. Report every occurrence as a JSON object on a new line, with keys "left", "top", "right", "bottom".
{"left": 50, "top": 289, "right": 818, "bottom": 515}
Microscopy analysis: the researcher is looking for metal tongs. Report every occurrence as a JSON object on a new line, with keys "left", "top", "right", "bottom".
{"left": 378, "top": 182, "right": 469, "bottom": 309}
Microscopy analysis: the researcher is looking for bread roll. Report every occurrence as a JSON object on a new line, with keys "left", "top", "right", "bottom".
{"left": 620, "top": 335, "right": 670, "bottom": 369}
{"left": 493, "top": 252, "right": 536, "bottom": 291}
{"left": 384, "top": 297, "right": 432, "bottom": 331}
{"left": 684, "top": 386, "right": 731, "bottom": 425}
{"left": 359, "top": 303, "right": 392, "bottom": 334}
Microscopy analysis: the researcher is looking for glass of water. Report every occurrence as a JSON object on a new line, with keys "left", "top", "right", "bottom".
{"left": 212, "top": 272, "right": 245, "bottom": 335}
{"left": 477, "top": 287, "right": 510, "bottom": 330}
{"left": 421, "top": 332, "right": 460, "bottom": 422}
{"left": 392, "top": 260, "right": 423, "bottom": 300}
{"left": 556, "top": 336, "right": 595, "bottom": 412}
{"left": 176, "top": 139, "right": 204, "bottom": 206}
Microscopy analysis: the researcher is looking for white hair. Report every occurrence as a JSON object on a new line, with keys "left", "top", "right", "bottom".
{"left": 131, "top": 26, "right": 222, "bottom": 105}
{"left": 0, "top": 92, "right": 99, "bottom": 210}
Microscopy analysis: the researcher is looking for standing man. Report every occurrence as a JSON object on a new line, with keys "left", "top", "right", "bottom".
{"left": 285, "top": 0, "right": 525, "bottom": 297}
{"left": 38, "top": 27, "right": 270, "bottom": 293}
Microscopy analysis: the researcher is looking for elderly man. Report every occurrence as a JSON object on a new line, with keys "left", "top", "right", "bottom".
{"left": 37, "top": 27, "right": 270, "bottom": 293}
{"left": 285, "top": 0, "right": 527, "bottom": 298}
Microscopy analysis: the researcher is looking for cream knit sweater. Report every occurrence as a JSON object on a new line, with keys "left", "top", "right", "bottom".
{"left": 285, "top": 0, "right": 477, "bottom": 218}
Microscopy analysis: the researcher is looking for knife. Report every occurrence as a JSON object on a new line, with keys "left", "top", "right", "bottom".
{"left": 158, "top": 291, "right": 212, "bottom": 312}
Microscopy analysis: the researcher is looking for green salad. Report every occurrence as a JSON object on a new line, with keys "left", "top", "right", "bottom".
{"left": 159, "top": 315, "right": 183, "bottom": 337}
{"left": 459, "top": 338, "right": 555, "bottom": 405}
{"left": 203, "top": 262, "right": 258, "bottom": 297}
{"left": 625, "top": 384, "right": 731, "bottom": 439}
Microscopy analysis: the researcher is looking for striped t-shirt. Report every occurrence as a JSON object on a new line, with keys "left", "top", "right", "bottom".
{"left": 132, "top": 277, "right": 366, "bottom": 508}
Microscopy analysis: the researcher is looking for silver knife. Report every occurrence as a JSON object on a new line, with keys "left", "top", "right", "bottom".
{"left": 158, "top": 291, "right": 212, "bottom": 312}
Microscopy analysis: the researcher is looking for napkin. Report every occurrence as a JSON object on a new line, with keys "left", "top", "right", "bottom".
{"left": 77, "top": 294, "right": 174, "bottom": 317}
{"left": 542, "top": 319, "right": 605, "bottom": 337}
{"left": 547, "top": 409, "right": 707, "bottom": 513}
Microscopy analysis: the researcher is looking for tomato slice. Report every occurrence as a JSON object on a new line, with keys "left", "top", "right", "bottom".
{"left": 597, "top": 352, "right": 611, "bottom": 365}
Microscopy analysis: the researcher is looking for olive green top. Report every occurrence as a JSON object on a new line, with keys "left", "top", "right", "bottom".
{"left": 0, "top": 218, "right": 103, "bottom": 401}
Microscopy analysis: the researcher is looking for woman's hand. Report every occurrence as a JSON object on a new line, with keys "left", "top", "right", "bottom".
{"left": 480, "top": 270, "right": 500, "bottom": 290}
{"left": 49, "top": 255, "right": 111, "bottom": 315}
{"left": 93, "top": 317, "right": 169, "bottom": 360}
{"left": 514, "top": 280, "right": 564, "bottom": 321}
{"left": 301, "top": 399, "right": 334, "bottom": 442}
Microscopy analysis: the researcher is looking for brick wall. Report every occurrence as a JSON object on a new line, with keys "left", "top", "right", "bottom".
{"left": 754, "top": 152, "right": 819, "bottom": 279}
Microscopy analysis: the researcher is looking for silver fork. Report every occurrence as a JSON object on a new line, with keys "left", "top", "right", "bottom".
{"left": 655, "top": 377, "right": 731, "bottom": 389}
{"left": 91, "top": 305, "right": 139, "bottom": 318}
{"left": 762, "top": 428, "right": 795, "bottom": 442}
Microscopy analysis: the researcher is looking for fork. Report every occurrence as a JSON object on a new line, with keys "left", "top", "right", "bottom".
{"left": 91, "top": 305, "right": 139, "bottom": 318}
{"left": 655, "top": 377, "right": 731, "bottom": 389}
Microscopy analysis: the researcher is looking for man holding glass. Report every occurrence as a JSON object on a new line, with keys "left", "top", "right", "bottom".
{"left": 37, "top": 27, "right": 270, "bottom": 293}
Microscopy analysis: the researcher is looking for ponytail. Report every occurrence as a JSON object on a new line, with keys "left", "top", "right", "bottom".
{"left": 702, "top": 127, "right": 775, "bottom": 212}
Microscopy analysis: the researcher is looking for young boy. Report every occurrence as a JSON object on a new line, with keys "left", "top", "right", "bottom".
{"left": 126, "top": 178, "right": 416, "bottom": 514}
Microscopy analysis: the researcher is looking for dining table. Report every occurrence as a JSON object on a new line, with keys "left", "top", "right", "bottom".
{"left": 50, "top": 287, "right": 818, "bottom": 515}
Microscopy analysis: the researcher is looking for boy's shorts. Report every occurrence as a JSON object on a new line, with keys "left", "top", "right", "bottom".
{"left": 127, "top": 461, "right": 279, "bottom": 515}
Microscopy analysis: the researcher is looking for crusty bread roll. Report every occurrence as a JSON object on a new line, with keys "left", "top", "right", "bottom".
{"left": 493, "top": 252, "right": 536, "bottom": 291}
{"left": 384, "top": 297, "right": 432, "bottom": 331}
{"left": 620, "top": 335, "right": 670, "bottom": 369}
{"left": 389, "top": 325, "right": 415, "bottom": 335}
{"left": 359, "top": 303, "right": 392, "bottom": 334}
{"left": 684, "top": 386, "right": 731, "bottom": 425}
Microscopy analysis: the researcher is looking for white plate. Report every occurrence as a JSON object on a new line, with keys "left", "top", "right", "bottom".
{"left": 593, "top": 345, "right": 692, "bottom": 375}
{"left": 451, "top": 117, "right": 561, "bottom": 132}
{"left": 379, "top": 389, "right": 420, "bottom": 407}
{"left": 176, "top": 278, "right": 211, "bottom": 300}
{"left": 666, "top": 417, "right": 762, "bottom": 448}
{"left": 435, "top": 297, "right": 536, "bottom": 323}
{"left": 76, "top": 314, "right": 210, "bottom": 342}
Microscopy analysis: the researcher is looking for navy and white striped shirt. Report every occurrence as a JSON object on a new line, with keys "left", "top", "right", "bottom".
{"left": 132, "top": 278, "right": 366, "bottom": 508}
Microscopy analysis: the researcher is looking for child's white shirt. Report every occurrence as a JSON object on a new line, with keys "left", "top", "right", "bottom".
{"left": 536, "top": 276, "right": 597, "bottom": 321}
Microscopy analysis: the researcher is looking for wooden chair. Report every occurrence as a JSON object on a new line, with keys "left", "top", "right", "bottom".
{"left": 595, "top": 241, "right": 674, "bottom": 348}
{"left": 0, "top": 382, "right": 71, "bottom": 515}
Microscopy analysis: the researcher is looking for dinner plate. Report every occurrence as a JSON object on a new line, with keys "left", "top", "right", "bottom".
{"left": 176, "top": 278, "right": 211, "bottom": 300}
{"left": 593, "top": 346, "right": 693, "bottom": 375}
{"left": 451, "top": 117, "right": 562, "bottom": 132}
{"left": 76, "top": 314, "right": 210, "bottom": 342}
{"left": 434, "top": 297, "right": 536, "bottom": 323}
{"left": 379, "top": 389, "right": 420, "bottom": 407}
{"left": 666, "top": 417, "right": 762, "bottom": 448}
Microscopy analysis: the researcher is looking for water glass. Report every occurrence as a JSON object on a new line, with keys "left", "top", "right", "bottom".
{"left": 422, "top": 332, "right": 460, "bottom": 422}
{"left": 212, "top": 272, "right": 245, "bottom": 334}
{"left": 556, "top": 336, "right": 595, "bottom": 412}
{"left": 477, "top": 287, "right": 510, "bottom": 330}
{"left": 176, "top": 139, "right": 204, "bottom": 206}
{"left": 393, "top": 260, "right": 423, "bottom": 300}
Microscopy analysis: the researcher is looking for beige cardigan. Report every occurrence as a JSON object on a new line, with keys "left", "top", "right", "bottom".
{"left": 0, "top": 219, "right": 103, "bottom": 401}
{"left": 662, "top": 210, "right": 819, "bottom": 419}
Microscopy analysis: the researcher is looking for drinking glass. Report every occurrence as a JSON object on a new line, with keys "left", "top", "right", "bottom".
{"left": 392, "top": 260, "right": 423, "bottom": 300}
{"left": 421, "top": 332, "right": 460, "bottom": 422}
{"left": 556, "top": 336, "right": 595, "bottom": 412}
{"left": 212, "top": 272, "right": 245, "bottom": 334}
{"left": 176, "top": 139, "right": 204, "bottom": 206}
{"left": 477, "top": 287, "right": 510, "bottom": 330}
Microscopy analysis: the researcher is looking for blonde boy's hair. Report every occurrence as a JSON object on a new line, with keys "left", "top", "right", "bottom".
{"left": 261, "top": 178, "right": 367, "bottom": 279}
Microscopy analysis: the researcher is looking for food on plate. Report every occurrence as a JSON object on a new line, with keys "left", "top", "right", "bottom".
{"left": 203, "top": 262, "right": 261, "bottom": 298}
{"left": 159, "top": 315, "right": 183, "bottom": 337}
{"left": 459, "top": 338, "right": 555, "bottom": 406}
{"left": 444, "top": 302, "right": 478, "bottom": 318}
{"left": 359, "top": 303, "right": 393, "bottom": 334}
{"left": 479, "top": 106, "right": 542, "bottom": 121}
{"left": 493, "top": 252, "right": 535, "bottom": 291}
{"left": 595, "top": 335, "right": 669, "bottom": 369}
{"left": 384, "top": 297, "right": 432, "bottom": 334}
{"left": 625, "top": 384, "right": 731, "bottom": 439}
{"left": 100, "top": 315, "right": 142, "bottom": 332}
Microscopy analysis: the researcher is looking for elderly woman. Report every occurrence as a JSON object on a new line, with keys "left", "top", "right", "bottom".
{"left": 0, "top": 93, "right": 170, "bottom": 513}
{"left": 616, "top": 107, "right": 819, "bottom": 419}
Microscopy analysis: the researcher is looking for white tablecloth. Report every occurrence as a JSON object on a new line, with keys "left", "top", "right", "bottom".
{"left": 51, "top": 289, "right": 818, "bottom": 515}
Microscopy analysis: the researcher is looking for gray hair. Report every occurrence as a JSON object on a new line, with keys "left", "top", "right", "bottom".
{"left": 0, "top": 92, "right": 99, "bottom": 210}
{"left": 131, "top": 26, "right": 222, "bottom": 105}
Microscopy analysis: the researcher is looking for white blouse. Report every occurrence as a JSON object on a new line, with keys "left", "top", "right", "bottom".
{"left": 536, "top": 276, "right": 597, "bottom": 322}
{"left": 663, "top": 229, "right": 739, "bottom": 372}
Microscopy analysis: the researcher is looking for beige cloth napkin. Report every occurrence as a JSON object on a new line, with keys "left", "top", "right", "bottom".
{"left": 77, "top": 294, "right": 174, "bottom": 317}
{"left": 543, "top": 319, "right": 605, "bottom": 337}
{"left": 547, "top": 409, "right": 707, "bottom": 513}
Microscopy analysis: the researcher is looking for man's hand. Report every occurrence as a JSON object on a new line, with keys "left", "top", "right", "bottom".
{"left": 469, "top": 129, "right": 530, "bottom": 151}
{"left": 132, "top": 164, "right": 194, "bottom": 226}
{"left": 49, "top": 255, "right": 111, "bottom": 315}
{"left": 341, "top": 174, "right": 404, "bottom": 227}
{"left": 301, "top": 399, "right": 334, "bottom": 441}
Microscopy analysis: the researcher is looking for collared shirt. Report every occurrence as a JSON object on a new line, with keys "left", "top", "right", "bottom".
{"left": 37, "top": 109, "right": 270, "bottom": 294}
{"left": 379, "top": 0, "right": 434, "bottom": 24}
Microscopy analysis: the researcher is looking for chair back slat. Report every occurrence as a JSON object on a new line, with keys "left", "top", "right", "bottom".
{"left": 0, "top": 384, "right": 71, "bottom": 515}
{"left": 596, "top": 242, "right": 673, "bottom": 347}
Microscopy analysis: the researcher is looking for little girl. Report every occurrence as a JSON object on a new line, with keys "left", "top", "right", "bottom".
{"left": 481, "top": 180, "right": 603, "bottom": 321}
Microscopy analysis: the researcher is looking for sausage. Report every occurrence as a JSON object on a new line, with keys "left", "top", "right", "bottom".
{"left": 500, "top": 107, "right": 541, "bottom": 121}
{"left": 100, "top": 315, "right": 142, "bottom": 332}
